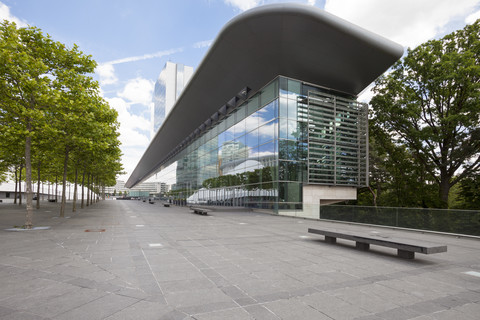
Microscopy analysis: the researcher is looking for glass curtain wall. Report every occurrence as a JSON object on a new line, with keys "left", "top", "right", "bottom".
{"left": 157, "top": 76, "right": 366, "bottom": 212}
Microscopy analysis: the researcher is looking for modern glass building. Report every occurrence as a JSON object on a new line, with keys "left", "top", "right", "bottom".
{"left": 127, "top": 3, "right": 403, "bottom": 218}
{"left": 151, "top": 62, "right": 193, "bottom": 137}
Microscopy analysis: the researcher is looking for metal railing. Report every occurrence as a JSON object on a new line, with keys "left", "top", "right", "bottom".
{"left": 319, "top": 205, "right": 480, "bottom": 237}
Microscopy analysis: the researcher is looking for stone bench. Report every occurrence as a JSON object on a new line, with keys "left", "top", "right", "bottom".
{"left": 308, "top": 228, "right": 447, "bottom": 259}
{"left": 190, "top": 207, "right": 209, "bottom": 215}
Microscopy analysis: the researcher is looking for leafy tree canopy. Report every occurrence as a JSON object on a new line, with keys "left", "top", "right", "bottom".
{"left": 370, "top": 20, "right": 480, "bottom": 208}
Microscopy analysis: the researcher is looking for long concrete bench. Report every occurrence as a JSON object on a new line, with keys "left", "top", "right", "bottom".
{"left": 308, "top": 228, "right": 447, "bottom": 259}
{"left": 190, "top": 207, "right": 209, "bottom": 215}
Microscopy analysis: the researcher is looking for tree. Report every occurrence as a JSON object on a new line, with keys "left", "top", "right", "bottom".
{"left": 370, "top": 20, "right": 480, "bottom": 208}
{"left": 359, "top": 119, "right": 439, "bottom": 208}
{"left": 0, "top": 21, "right": 122, "bottom": 226}
{"left": 457, "top": 175, "right": 480, "bottom": 209}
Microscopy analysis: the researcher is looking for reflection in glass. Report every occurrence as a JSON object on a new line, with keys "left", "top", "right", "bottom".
{"left": 155, "top": 76, "right": 366, "bottom": 212}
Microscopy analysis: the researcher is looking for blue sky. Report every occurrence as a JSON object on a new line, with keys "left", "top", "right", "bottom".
{"left": 2, "top": 0, "right": 480, "bottom": 182}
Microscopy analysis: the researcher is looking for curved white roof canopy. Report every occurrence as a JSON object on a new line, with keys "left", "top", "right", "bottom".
{"left": 126, "top": 3, "right": 403, "bottom": 188}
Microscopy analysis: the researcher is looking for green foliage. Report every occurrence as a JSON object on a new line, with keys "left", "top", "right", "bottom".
{"left": 202, "top": 166, "right": 275, "bottom": 190}
{"left": 0, "top": 21, "right": 123, "bottom": 222}
{"left": 370, "top": 20, "right": 480, "bottom": 208}
{"left": 456, "top": 175, "right": 480, "bottom": 209}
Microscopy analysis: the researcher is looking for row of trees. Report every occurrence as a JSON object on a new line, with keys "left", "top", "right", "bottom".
{"left": 0, "top": 21, "right": 123, "bottom": 228}
{"left": 361, "top": 20, "right": 480, "bottom": 209}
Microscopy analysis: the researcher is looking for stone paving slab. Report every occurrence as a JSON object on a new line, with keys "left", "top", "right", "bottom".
{"left": 1, "top": 200, "right": 479, "bottom": 319}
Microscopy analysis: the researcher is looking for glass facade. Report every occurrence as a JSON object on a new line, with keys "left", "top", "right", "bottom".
{"left": 156, "top": 76, "right": 368, "bottom": 212}
{"left": 152, "top": 62, "right": 193, "bottom": 138}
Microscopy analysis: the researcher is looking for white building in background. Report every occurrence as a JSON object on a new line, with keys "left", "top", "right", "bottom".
{"left": 151, "top": 62, "right": 194, "bottom": 138}
{"left": 0, "top": 181, "right": 91, "bottom": 203}
{"left": 104, "top": 180, "right": 169, "bottom": 196}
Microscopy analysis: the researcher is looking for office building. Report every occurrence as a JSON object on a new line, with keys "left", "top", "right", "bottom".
{"left": 152, "top": 62, "right": 193, "bottom": 137}
{"left": 127, "top": 4, "right": 403, "bottom": 218}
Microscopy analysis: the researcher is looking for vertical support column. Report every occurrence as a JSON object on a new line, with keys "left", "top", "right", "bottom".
{"left": 398, "top": 250, "right": 415, "bottom": 259}
{"left": 356, "top": 242, "right": 370, "bottom": 251}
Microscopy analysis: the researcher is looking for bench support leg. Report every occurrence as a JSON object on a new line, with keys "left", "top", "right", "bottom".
{"left": 324, "top": 236, "right": 336, "bottom": 244}
{"left": 356, "top": 242, "right": 370, "bottom": 251}
{"left": 398, "top": 249, "right": 415, "bottom": 259}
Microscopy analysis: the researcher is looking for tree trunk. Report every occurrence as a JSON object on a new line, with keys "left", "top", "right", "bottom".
{"left": 81, "top": 169, "right": 85, "bottom": 209}
{"left": 55, "top": 175, "right": 58, "bottom": 202}
{"left": 90, "top": 175, "right": 94, "bottom": 205}
{"left": 91, "top": 175, "right": 94, "bottom": 205}
{"left": 60, "top": 149, "right": 69, "bottom": 218}
{"left": 18, "top": 164, "right": 22, "bottom": 205}
{"left": 439, "top": 176, "right": 450, "bottom": 209}
{"left": 36, "top": 161, "right": 41, "bottom": 209}
{"left": 73, "top": 168, "right": 78, "bottom": 212}
{"left": 368, "top": 186, "right": 377, "bottom": 207}
{"left": 96, "top": 176, "right": 99, "bottom": 203}
{"left": 14, "top": 167, "right": 18, "bottom": 204}
{"left": 24, "top": 129, "right": 33, "bottom": 229}
{"left": 86, "top": 173, "right": 90, "bottom": 207}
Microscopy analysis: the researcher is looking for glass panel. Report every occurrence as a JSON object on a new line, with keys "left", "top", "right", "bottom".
{"left": 218, "top": 130, "right": 226, "bottom": 148}
{"left": 302, "top": 83, "right": 317, "bottom": 97}
{"left": 233, "top": 118, "right": 246, "bottom": 139}
{"left": 258, "top": 99, "right": 277, "bottom": 126}
{"left": 224, "top": 123, "right": 234, "bottom": 142}
{"left": 279, "top": 118, "right": 288, "bottom": 139}
{"left": 287, "top": 79, "right": 301, "bottom": 98}
{"left": 278, "top": 140, "right": 288, "bottom": 160}
{"left": 287, "top": 182, "right": 302, "bottom": 203}
{"left": 278, "top": 140, "right": 298, "bottom": 161}
{"left": 236, "top": 104, "right": 246, "bottom": 123}
{"left": 226, "top": 112, "right": 235, "bottom": 131}
{"left": 298, "top": 141, "right": 308, "bottom": 161}
{"left": 247, "top": 94, "right": 259, "bottom": 116}
{"left": 258, "top": 119, "right": 276, "bottom": 145}
{"left": 245, "top": 110, "right": 260, "bottom": 133}
{"left": 298, "top": 121, "right": 308, "bottom": 142}
{"left": 260, "top": 80, "right": 277, "bottom": 105}
{"left": 279, "top": 77, "right": 288, "bottom": 98}
{"left": 287, "top": 98, "right": 297, "bottom": 120}
{"left": 287, "top": 161, "right": 298, "bottom": 181}
{"left": 279, "top": 182, "right": 287, "bottom": 202}
{"left": 279, "top": 97, "right": 288, "bottom": 118}
{"left": 287, "top": 120, "right": 298, "bottom": 140}
{"left": 245, "top": 127, "right": 259, "bottom": 150}
{"left": 257, "top": 141, "right": 276, "bottom": 158}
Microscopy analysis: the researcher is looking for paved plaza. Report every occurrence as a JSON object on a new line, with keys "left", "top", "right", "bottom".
{"left": 0, "top": 200, "right": 479, "bottom": 319}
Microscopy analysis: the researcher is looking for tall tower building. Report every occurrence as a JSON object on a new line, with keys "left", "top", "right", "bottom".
{"left": 151, "top": 62, "right": 193, "bottom": 138}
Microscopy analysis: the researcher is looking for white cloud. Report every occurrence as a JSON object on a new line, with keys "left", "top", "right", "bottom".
{"left": 95, "top": 63, "right": 118, "bottom": 86}
{"left": 105, "top": 47, "right": 183, "bottom": 65}
{"left": 224, "top": 0, "right": 262, "bottom": 11}
{"left": 119, "top": 128, "right": 150, "bottom": 148}
{"left": 357, "top": 84, "right": 375, "bottom": 104}
{"left": 466, "top": 9, "right": 480, "bottom": 23}
{"left": 105, "top": 96, "right": 150, "bottom": 181}
{"left": 106, "top": 97, "right": 148, "bottom": 131}
{"left": 193, "top": 39, "right": 213, "bottom": 48}
{"left": 325, "top": 0, "right": 480, "bottom": 48}
{"left": 117, "top": 77, "right": 154, "bottom": 106}
{"left": 119, "top": 146, "right": 149, "bottom": 181}
{"left": 307, "top": 0, "right": 316, "bottom": 5}
{"left": 0, "top": 2, "right": 28, "bottom": 27}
